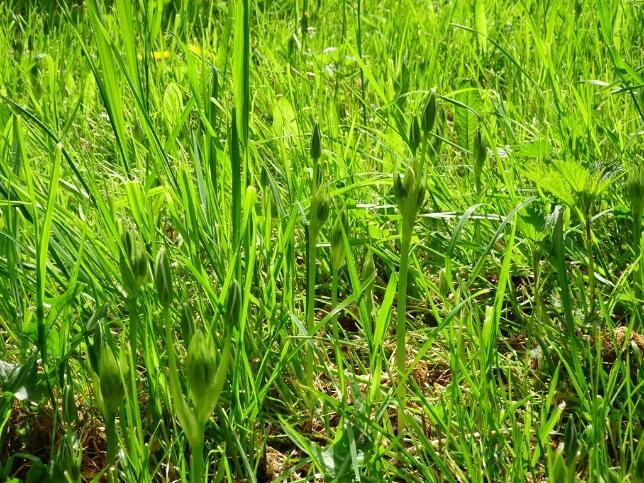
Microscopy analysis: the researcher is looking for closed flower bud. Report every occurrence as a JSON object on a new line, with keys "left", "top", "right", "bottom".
{"left": 119, "top": 227, "right": 148, "bottom": 299}
{"left": 185, "top": 330, "right": 217, "bottom": 406}
{"left": 403, "top": 166, "right": 417, "bottom": 199}
{"left": 438, "top": 267, "right": 450, "bottom": 297}
{"left": 154, "top": 247, "right": 174, "bottom": 308}
{"left": 99, "top": 345, "right": 125, "bottom": 414}
{"left": 63, "top": 382, "right": 77, "bottom": 424}
{"left": 311, "top": 187, "right": 330, "bottom": 228}
{"left": 393, "top": 171, "right": 406, "bottom": 200}
{"left": 409, "top": 117, "right": 421, "bottom": 155}
{"left": 421, "top": 89, "right": 437, "bottom": 133}
{"left": 330, "top": 214, "right": 347, "bottom": 269}
{"left": 473, "top": 128, "right": 487, "bottom": 171}
{"left": 310, "top": 122, "right": 321, "bottom": 161}
{"left": 415, "top": 184, "right": 426, "bottom": 211}
{"left": 226, "top": 280, "right": 241, "bottom": 330}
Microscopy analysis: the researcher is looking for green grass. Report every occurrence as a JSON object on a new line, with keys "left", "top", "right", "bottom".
{"left": 0, "top": 0, "right": 643, "bottom": 481}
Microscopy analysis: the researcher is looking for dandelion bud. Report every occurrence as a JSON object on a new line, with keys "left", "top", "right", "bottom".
{"left": 415, "top": 184, "right": 426, "bottom": 211}
{"left": 99, "top": 345, "right": 125, "bottom": 414}
{"left": 63, "top": 382, "right": 77, "bottom": 424}
{"left": 438, "top": 267, "right": 450, "bottom": 297}
{"left": 154, "top": 247, "right": 174, "bottom": 308}
{"left": 421, "top": 89, "right": 437, "bottom": 133}
{"left": 185, "top": 330, "right": 217, "bottom": 406}
{"left": 310, "top": 122, "right": 321, "bottom": 161}
{"left": 409, "top": 117, "right": 421, "bottom": 155}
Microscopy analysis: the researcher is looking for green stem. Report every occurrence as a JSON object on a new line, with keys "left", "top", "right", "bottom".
{"left": 126, "top": 298, "right": 143, "bottom": 452}
{"left": 306, "top": 227, "right": 317, "bottom": 390}
{"left": 331, "top": 266, "right": 345, "bottom": 397}
{"left": 105, "top": 411, "right": 117, "bottom": 483}
{"left": 584, "top": 215, "right": 596, "bottom": 314}
{"left": 190, "top": 427, "right": 205, "bottom": 483}
{"left": 396, "top": 228, "right": 411, "bottom": 434}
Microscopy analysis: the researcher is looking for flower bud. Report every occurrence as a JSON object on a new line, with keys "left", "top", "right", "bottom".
{"left": 408, "top": 117, "right": 421, "bottom": 155}
{"left": 99, "top": 345, "right": 125, "bottom": 414}
{"left": 330, "top": 214, "right": 348, "bottom": 270}
{"left": 311, "top": 187, "right": 330, "bottom": 229}
{"left": 154, "top": 247, "right": 174, "bottom": 308}
{"left": 185, "top": 330, "right": 217, "bottom": 406}
{"left": 226, "top": 280, "right": 241, "bottom": 330}
{"left": 393, "top": 171, "right": 406, "bottom": 200}
{"left": 119, "top": 227, "right": 148, "bottom": 299}
{"left": 473, "top": 128, "right": 487, "bottom": 171}
{"left": 403, "top": 166, "right": 417, "bottom": 199}
{"left": 421, "top": 89, "right": 437, "bottom": 133}
{"left": 310, "top": 122, "right": 321, "bottom": 161}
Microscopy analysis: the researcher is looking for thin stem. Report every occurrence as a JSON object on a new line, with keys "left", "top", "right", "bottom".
{"left": 396, "top": 228, "right": 411, "bottom": 435}
{"left": 105, "top": 411, "right": 117, "bottom": 483}
{"left": 331, "top": 266, "right": 346, "bottom": 397}
{"left": 126, "top": 298, "right": 144, "bottom": 453}
{"left": 306, "top": 226, "right": 317, "bottom": 390}
{"left": 584, "top": 215, "right": 596, "bottom": 314}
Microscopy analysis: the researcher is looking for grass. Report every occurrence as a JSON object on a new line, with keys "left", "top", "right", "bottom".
{"left": 0, "top": 0, "right": 643, "bottom": 481}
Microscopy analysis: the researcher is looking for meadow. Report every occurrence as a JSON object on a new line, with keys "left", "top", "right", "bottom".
{"left": 0, "top": 0, "right": 643, "bottom": 481}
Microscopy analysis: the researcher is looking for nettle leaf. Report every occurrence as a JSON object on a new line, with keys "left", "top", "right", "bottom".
{"left": 524, "top": 160, "right": 615, "bottom": 212}
{"left": 517, "top": 202, "right": 548, "bottom": 242}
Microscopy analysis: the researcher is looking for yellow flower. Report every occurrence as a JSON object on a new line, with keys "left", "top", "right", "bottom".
{"left": 152, "top": 50, "right": 171, "bottom": 61}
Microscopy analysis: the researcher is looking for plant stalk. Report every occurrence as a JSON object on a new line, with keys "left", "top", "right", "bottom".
{"left": 396, "top": 227, "right": 412, "bottom": 434}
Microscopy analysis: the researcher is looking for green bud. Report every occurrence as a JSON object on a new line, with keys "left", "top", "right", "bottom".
{"left": 311, "top": 187, "right": 330, "bottom": 229}
{"left": 310, "top": 122, "right": 321, "bottom": 161}
{"left": 409, "top": 117, "right": 421, "bottom": 155}
{"left": 393, "top": 171, "right": 406, "bottom": 200}
{"left": 180, "top": 304, "right": 195, "bottom": 347}
{"left": 473, "top": 127, "right": 487, "bottom": 192}
{"left": 403, "top": 166, "right": 417, "bottom": 199}
{"left": 438, "top": 267, "right": 450, "bottom": 297}
{"left": 63, "top": 382, "right": 77, "bottom": 424}
{"left": 185, "top": 330, "right": 217, "bottom": 407}
{"left": 226, "top": 280, "right": 241, "bottom": 330}
{"left": 330, "top": 214, "right": 348, "bottom": 270}
{"left": 119, "top": 227, "right": 148, "bottom": 299}
{"left": 415, "top": 184, "right": 426, "bottom": 211}
{"left": 98, "top": 345, "right": 125, "bottom": 415}
{"left": 421, "top": 89, "right": 437, "bottom": 133}
{"left": 154, "top": 247, "right": 174, "bottom": 308}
